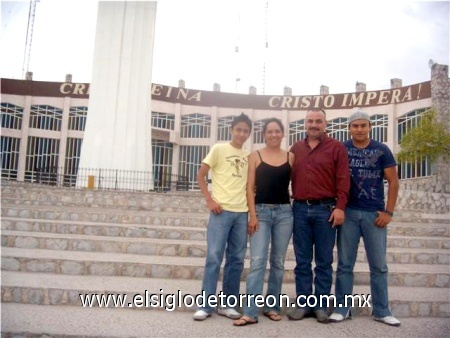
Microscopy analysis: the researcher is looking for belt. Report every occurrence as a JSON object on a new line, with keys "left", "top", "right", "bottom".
{"left": 296, "top": 197, "right": 336, "bottom": 205}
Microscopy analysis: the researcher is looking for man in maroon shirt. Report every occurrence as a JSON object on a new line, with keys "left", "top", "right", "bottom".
{"left": 287, "top": 108, "right": 350, "bottom": 324}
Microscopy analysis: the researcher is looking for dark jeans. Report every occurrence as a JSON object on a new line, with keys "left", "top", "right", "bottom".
{"left": 292, "top": 200, "right": 336, "bottom": 310}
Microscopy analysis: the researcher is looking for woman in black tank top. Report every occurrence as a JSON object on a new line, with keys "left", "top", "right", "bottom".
{"left": 234, "top": 118, "right": 294, "bottom": 326}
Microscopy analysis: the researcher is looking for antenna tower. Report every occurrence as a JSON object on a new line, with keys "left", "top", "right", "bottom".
{"left": 262, "top": 1, "right": 269, "bottom": 94}
{"left": 235, "top": 11, "right": 241, "bottom": 92}
{"left": 22, "top": 0, "right": 38, "bottom": 78}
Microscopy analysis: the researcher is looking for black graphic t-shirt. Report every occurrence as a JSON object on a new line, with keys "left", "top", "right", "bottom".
{"left": 344, "top": 139, "right": 396, "bottom": 211}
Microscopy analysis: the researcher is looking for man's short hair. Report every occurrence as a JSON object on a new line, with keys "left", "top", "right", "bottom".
{"left": 232, "top": 113, "right": 252, "bottom": 131}
{"left": 307, "top": 108, "right": 327, "bottom": 119}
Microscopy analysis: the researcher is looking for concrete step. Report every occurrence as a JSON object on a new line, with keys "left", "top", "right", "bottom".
{"left": 388, "top": 211, "right": 450, "bottom": 224}
{"left": 2, "top": 209, "right": 449, "bottom": 239}
{"left": 388, "top": 221, "right": 450, "bottom": 237}
{"left": 3, "top": 303, "right": 449, "bottom": 337}
{"left": 1, "top": 205, "right": 208, "bottom": 228}
{"left": 386, "top": 235, "right": 450, "bottom": 249}
{"left": 0, "top": 182, "right": 206, "bottom": 213}
{"left": 2, "top": 247, "right": 449, "bottom": 287}
{"left": 2, "top": 271, "right": 449, "bottom": 317}
{"left": 0, "top": 194, "right": 206, "bottom": 214}
{"left": 2, "top": 180, "right": 449, "bottom": 338}
{"left": 2, "top": 271, "right": 450, "bottom": 317}
{"left": 2, "top": 181, "right": 449, "bottom": 224}
{"left": 3, "top": 197, "right": 450, "bottom": 226}
{"left": 1, "top": 217, "right": 207, "bottom": 240}
{"left": 2, "top": 229, "right": 449, "bottom": 265}
{"left": 0, "top": 229, "right": 207, "bottom": 258}
{"left": 2, "top": 216, "right": 450, "bottom": 249}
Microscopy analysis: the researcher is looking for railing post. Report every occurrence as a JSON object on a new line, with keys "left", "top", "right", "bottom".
{"left": 87, "top": 175, "right": 95, "bottom": 189}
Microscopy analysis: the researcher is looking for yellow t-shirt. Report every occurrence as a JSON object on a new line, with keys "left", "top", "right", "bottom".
{"left": 202, "top": 143, "right": 249, "bottom": 212}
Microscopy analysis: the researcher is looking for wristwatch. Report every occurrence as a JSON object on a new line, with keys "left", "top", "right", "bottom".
{"left": 385, "top": 211, "right": 394, "bottom": 217}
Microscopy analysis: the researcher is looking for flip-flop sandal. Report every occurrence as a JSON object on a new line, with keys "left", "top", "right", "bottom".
{"left": 264, "top": 312, "right": 282, "bottom": 321}
{"left": 233, "top": 316, "right": 258, "bottom": 326}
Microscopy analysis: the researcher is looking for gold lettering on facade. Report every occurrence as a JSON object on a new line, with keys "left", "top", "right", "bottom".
{"left": 364, "top": 91, "right": 377, "bottom": 105}
{"left": 377, "top": 91, "right": 390, "bottom": 105}
{"left": 177, "top": 88, "right": 188, "bottom": 100}
{"left": 269, "top": 96, "right": 281, "bottom": 107}
{"left": 301, "top": 96, "right": 311, "bottom": 108}
{"left": 73, "top": 83, "right": 86, "bottom": 95}
{"left": 281, "top": 96, "right": 294, "bottom": 108}
{"left": 342, "top": 93, "right": 349, "bottom": 107}
{"left": 189, "top": 91, "right": 201, "bottom": 101}
{"left": 401, "top": 87, "right": 412, "bottom": 101}
{"left": 59, "top": 83, "right": 89, "bottom": 95}
{"left": 60, "top": 83, "right": 72, "bottom": 94}
{"left": 416, "top": 84, "right": 422, "bottom": 99}
{"left": 51, "top": 81, "right": 427, "bottom": 108}
{"left": 349, "top": 93, "right": 365, "bottom": 106}
{"left": 151, "top": 84, "right": 163, "bottom": 96}
{"left": 166, "top": 86, "right": 173, "bottom": 98}
{"left": 391, "top": 89, "right": 401, "bottom": 103}
{"left": 312, "top": 96, "right": 323, "bottom": 107}
{"left": 323, "top": 95, "right": 335, "bottom": 108}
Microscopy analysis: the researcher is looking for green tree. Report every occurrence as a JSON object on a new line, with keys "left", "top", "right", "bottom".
{"left": 398, "top": 109, "right": 450, "bottom": 162}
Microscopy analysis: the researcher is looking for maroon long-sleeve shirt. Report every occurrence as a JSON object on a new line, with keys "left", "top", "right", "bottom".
{"left": 290, "top": 134, "right": 350, "bottom": 211}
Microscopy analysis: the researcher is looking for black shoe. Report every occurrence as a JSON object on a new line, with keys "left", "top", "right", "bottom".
{"left": 314, "top": 309, "right": 329, "bottom": 324}
{"left": 287, "top": 307, "right": 311, "bottom": 321}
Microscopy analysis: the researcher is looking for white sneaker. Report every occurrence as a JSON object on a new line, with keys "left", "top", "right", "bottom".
{"left": 329, "top": 311, "right": 351, "bottom": 323}
{"left": 217, "top": 307, "right": 241, "bottom": 319}
{"left": 329, "top": 313, "right": 345, "bottom": 322}
{"left": 374, "top": 316, "right": 401, "bottom": 327}
{"left": 193, "top": 310, "right": 211, "bottom": 321}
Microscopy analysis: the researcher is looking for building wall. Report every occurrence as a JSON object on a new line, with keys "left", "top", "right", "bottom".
{"left": 1, "top": 65, "right": 446, "bottom": 209}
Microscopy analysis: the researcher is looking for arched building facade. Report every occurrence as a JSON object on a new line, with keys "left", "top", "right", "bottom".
{"left": 1, "top": 63, "right": 448, "bottom": 203}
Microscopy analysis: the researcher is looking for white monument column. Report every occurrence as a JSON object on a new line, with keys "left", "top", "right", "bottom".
{"left": 78, "top": 1, "right": 157, "bottom": 190}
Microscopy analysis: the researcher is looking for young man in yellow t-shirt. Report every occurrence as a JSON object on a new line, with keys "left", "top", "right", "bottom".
{"left": 194, "top": 113, "right": 252, "bottom": 321}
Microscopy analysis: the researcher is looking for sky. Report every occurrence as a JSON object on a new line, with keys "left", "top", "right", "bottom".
{"left": 1, "top": 0, "right": 449, "bottom": 96}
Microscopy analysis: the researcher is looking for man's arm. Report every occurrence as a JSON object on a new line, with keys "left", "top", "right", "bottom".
{"left": 197, "top": 163, "right": 222, "bottom": 214}
{"left": 246, "top": 152, "right": 258, "bottom": 236}
{"left": 375, "top": 166, "right": 399, "bottom": 227}
{"left": 329, "top": 144, "right": 350, "bottom": 227}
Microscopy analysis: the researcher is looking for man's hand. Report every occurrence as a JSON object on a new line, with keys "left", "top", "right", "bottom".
{"left": 375, "top": 211, "right": 392, "bottom": 228}
{"left": 207, "top": 199, "right": 223, "bottom": 214}
{"left": 329, "top": 208, "right": 345, "bottom": 227}
{"left": 248, "top": 216, "right": 259, "bottom": 236}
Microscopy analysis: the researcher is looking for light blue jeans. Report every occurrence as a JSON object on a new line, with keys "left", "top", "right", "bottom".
{"left": 334, "top": 207, "right": 392, "bottom": 318}
{"left": 244, "top": 204, "right": 293, "bottom": 319}
{"left": 199, "top": 210, "right": 248, "bottom": 314}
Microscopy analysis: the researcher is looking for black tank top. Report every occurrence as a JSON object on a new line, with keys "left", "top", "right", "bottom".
{"left": 255, "top": 150, "right": 291, "bottom": 204}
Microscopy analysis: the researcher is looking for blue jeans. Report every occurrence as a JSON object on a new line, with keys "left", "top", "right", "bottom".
{"left": 335, "top": 207, "right": 391, "bottom": 318}
{"left": 199, "top": 210, "right": 248, "bottom": 314}
{"left": 292, "top": 200, "right": 336, "bottom": 310}
{"left": 244, "top": 204, "right": 293, "bottom": 319}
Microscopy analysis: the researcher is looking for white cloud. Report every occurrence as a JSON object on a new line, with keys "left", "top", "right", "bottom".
{"left": 1, "top": 0, "right": 448, "bottom": 95}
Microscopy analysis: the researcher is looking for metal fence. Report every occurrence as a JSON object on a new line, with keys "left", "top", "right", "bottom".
{"left": 19, "top": 167, "right": 189, "bottom": 192}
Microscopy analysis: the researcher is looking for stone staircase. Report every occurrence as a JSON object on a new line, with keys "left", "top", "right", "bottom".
{"left": 1, "top": 180, "right": 449, "bottom": 322}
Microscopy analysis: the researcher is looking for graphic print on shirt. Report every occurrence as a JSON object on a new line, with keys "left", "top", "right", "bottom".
{"left": 226, "top": 155, "right": 248, "bottom": 177}
{"left": 347, "top": 147, "right": 384, "bottom": 201}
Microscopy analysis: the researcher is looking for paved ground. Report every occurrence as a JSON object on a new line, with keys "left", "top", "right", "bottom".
{"left": 2, "top": 303, "right": 449, "bottom": 337}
